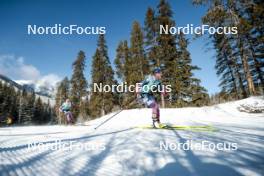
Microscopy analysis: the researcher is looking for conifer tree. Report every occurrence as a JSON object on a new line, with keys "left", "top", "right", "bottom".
{"left": 114, "top": 40, "right": 132, "bottom": 82}
{"left": 130, "top": 21, "right": 149, "bottom": 81}
{"left": 90, "top": 49, "right": 104, "bottom": 117}
{"left": 34, "top": 97, "right": 44, "bottom": 123}
{"left": 90, "top": 35, "right": 116, "bottom": 117}
{"left": 18, "top": 90, "right": 35, "bottom": 124}
{"left": 42, "top": 100, "right": 53, "bottom": 123}
{"left": 70, "top": 51, "right": 88, "bottom": 120}
{"left": 144, "top": 7, "right": 159, "bottom": 70}
{"left": 177, "top": 32, "right": 209, "bottom": 106}
{"left": 155, "top": 0, "right": 180, "bottom": 107}
{"left": 115, "top": 41, "right": 126, "bottom": 80}
{"left": 26, "top": 92, "right": 35, "bottom": 124}
{"left": 140, "top": 0, "right": 208, "bottom": 107}
{"left": 194, "top": 0, "right": 264, "bottom": 97}
{"left": 114, "top": 40, "right": 132, "bottom": 107}
{"left": 122, "top": 40, "right": 131, "bottom": 83}
{"left": 55, "top": 77, "right": 70, "bottom": 123}
{"left": 0, "top": 80, "right": 54, "bottom": 125}
{"left": 115, "top": 40, "right": 132, "bottom": 82}
{"left": 0, "top": 83, "right": 18, "bottom": 119}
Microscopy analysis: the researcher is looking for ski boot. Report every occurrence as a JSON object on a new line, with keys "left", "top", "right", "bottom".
{"left": 152, "top": 120, "right": 162, "bottom": 128}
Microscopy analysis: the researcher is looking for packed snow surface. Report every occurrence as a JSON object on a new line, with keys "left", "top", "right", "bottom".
{"left": 0, "top": 97, "right": 263, "bottom": 176}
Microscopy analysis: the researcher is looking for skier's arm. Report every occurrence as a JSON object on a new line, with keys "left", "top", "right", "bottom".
{"left": 59, "top": 104, "right": 64, "bottom": 112}
{"left": 135, "top": 83, "right": 142, "bottom": 94}
{"left": 137, "top": 76, "right": 150, "bottom": 95}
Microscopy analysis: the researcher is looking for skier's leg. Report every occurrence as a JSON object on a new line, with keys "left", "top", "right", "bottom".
{"left": 150, "top": 101, "right": 160, "bottom": 123}
{"left": 156, "top": 103, "right": 160, "bottom": 123}
{"left": 69, "top": 112, "right": 73, "bottom": 123}
{"left": 148, "top": 96, "right": 160, "bottom": 128}
{"left": 66, "top": 112, "right": 72, "bottom": 124}
{"left": 66, "top": 112, "right": 70, "bottom": 124}
{"left": 63, "top": 111, "right": 67, "bottom": 124}
{"left": 142, "top": 94, "right": 160, "bottom": 128}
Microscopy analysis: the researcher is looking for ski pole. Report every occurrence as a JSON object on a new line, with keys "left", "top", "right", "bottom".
{"left": 93, "top": 98, "right": 137, "bottom": 130}
{"left": 94, "top": 109, "right": 123, "bottom": 130}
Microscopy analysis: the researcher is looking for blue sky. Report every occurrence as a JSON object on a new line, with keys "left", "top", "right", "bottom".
{"left": 0, "top": 0, "right": 220, "bottom": 94}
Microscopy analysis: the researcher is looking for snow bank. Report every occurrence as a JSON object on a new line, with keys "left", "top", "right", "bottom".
{"left": 86, "top": 96, "right": 264, "bottom": 130}
{"left": 237, "top": 96, "right": 264, "bottom": 113}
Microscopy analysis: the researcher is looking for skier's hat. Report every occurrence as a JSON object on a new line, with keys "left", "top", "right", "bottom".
{"left": 153, "top": 67, "right": 162, "bottom": 74}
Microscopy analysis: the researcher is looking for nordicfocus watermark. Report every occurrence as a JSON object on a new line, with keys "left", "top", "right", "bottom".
{"left": 93, "top": 82, "right": 172, "bottom": 93}
{"left": 160, "top": 140, "right": 238, "bottom": 151}
{"left": 27, "top": 24, "right": 106, "bottom": 35}
{"left": 27, "top": 140, "right": 106, "bottom": 151}
{"left": 160, "top": 24, "right": 238, "bottom": 35}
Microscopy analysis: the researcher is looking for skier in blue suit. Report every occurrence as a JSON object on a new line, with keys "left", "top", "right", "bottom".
{"left": 60, "top": 99, "right": 74, "bottom": 124}
{"left": 138, "top": 67, "right": 164, "bottom": 128}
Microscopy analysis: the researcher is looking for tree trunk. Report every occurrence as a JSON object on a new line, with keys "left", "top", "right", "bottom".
{"left": 230, "top": 68, "right": 238, "bottom": 99}
{"left": 224, "top": 51, "right": 238, "bottom": 99}
{"left": 239, "top": 39, "right": 256, "bottom": 95}
{"left": 241, "top": 54, "right": 256, "bottom": 95}
{"left": 249, "top": 44, "right": 264, "bottom": 92}
{"left": 101, "top": 93, "right": 105, "bottom": 116}
{"left": 233, "top": 57, "right": 247, "bottom": 98}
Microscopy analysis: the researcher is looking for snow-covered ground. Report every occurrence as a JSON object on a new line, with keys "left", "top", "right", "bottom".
{"left": 1, "top": 97, "right": 263, "bottom": 176}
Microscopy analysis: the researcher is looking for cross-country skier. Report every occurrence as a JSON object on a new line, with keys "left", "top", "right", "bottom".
{"left": 60, "top": 99, "right": 73, "bottom": 124}
{"left": 137, "top": 67, "right": 164, "bottom": 128}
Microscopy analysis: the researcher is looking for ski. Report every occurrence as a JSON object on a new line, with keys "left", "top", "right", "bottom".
{"left": 136, "top": 124, "right": 217, "bottom": 131}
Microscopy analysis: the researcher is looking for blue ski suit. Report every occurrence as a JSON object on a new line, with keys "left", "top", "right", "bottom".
{"left": 140, "top": 75, "right": 161, "bottom": 122}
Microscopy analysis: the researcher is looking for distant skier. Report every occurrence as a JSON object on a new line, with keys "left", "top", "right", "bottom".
{"left": 137, "top": 67, "right": 164, "bottom": 128}
{"left": 60, "top": 99, "right": 74, "bottom": 124}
